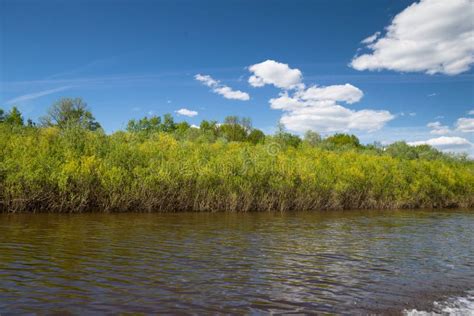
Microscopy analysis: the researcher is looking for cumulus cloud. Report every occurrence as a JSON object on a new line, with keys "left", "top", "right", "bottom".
{"left": 427, "top": 121, "right": 451, "bottom": 135}
{"left": 272, "top": 93, "right": 394, "bottom": 133}
{"left": 248, "top": 60, "right": 303, "bottom": 90}
{"left": 175, "top": 108, "right": 198, "bottom": 117}
{"left": 408, "top": 136, "right": 472, "bottom": 151}
{"left": 278, "top": 101, "right": 394, "bottom": 133}
{"left": 295, "top": 84, "right": 363, "bottom": 104}
{"left": 456, "top": 117, "right": 474, "bottom": 133}
{"left": 195, "top": 74, "right": 250, "bottom": 101}
{"left": 351, "top": 0, "right": 474, "bottom": 75}
{"left": 248, "top": 60, "right": 394, "bottom": 133}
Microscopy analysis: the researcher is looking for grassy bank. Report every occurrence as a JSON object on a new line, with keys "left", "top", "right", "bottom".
{"left": 1, "top": 123, "right": 473, "bottom": 212}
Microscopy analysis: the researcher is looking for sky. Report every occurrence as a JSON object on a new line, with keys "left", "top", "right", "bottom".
{"left": 1, "top": 0, "right": 473, "bottom": 155}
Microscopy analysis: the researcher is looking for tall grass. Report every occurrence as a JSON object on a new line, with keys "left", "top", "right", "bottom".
{"left": 1, "top": 124, "right": 473, "bottom": 212}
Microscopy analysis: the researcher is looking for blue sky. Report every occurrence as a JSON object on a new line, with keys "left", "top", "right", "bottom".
{"left": 1, "top": 0, "right": 473, "bottom": 154}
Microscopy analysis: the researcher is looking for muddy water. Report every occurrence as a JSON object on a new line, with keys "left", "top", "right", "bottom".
{"left": 1, "top": 210, "right": 473, "bottom": 314}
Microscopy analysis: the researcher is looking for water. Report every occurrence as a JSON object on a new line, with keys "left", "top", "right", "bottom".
{"left": 1, "top": 210, "right": 473, "bottom": 314}
{"left": 405, "top": 290, "right": 474, "bottom": 315}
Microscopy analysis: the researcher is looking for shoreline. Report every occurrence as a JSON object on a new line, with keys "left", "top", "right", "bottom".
{"left": 2, "top": 205, "right": 474, "bottom": 214}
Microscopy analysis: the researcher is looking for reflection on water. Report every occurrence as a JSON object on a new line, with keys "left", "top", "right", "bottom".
{"left": 1, "top": 210, "right": 473, "bottom": 314}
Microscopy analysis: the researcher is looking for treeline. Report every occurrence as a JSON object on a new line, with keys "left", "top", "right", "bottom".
{"left": 1, "top": 98, "right": 473, "bottom": 212}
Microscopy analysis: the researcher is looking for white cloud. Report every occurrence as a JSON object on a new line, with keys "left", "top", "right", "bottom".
{"left": 428, "top": 93, "right": 437, "bottom": 97}
{"left": 5, "top": 86, "right": 73, "bottom": 104}
{"left": 408, "top": 136, "right": 472, "bottom": 151}
{"left": 278, "top": 101, "right": 394, "bottom": 133}
{"left": 295, "top": 84, "right": 363, "bottom": 104}
{"left": 361, "top": 32, "right": 380, "bottom": 45}
{"left": 468, "top": 110, "right": 474, "bottom": 115}
{"left": 248, "top": 60, "right": 303, "bottom": 90}
{"left": 195, "top": 74, "right": 218, "bottom": 87}
{"left": 351, "top": 0, "right": 474, "bottom": 75}
{"left": 195, "top": 74, "right": 249, "bottom": 101}
{"left": 268, "top": 86, "right": 393, "bottom": 133}
{"left": 213, "top": 86, "right": 250, "bottom": 101}
{"left": 248, "top": 60, "right": 394, "bottom": 133}
{"left": 456, "top": 117, "right": 474, "bottom": 133}
{"left": 427, "top": 121, "right": 451, "bottom": 135}
{"left": 175, "top": 108, "right": 198, "bottom": 117}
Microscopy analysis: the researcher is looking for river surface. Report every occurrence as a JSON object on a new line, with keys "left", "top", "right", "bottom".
{"left": 1, "top": 210, "right": 473, "bottom": 315}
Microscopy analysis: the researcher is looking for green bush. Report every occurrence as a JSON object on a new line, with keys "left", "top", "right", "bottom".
{"left": 1, "top": 124, "right": 472, "bottom": 212}
{"left": 1, "top": 101, "right": 472, "bottom": 212}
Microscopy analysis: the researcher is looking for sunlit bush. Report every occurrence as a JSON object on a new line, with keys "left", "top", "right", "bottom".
{"left": 1, "top": 124, "right": 472, "bottom": 212}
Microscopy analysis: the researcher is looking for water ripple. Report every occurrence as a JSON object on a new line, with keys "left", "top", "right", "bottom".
{"left": 0, "top": 210, "right": 473, "bottom": 314}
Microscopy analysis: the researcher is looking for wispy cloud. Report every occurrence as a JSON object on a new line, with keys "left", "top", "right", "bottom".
{"left": 195, "top": 74, "right": 250, "bottom": 101}
{"left": 5, "top": 86, "right": 73, "bottom": 105}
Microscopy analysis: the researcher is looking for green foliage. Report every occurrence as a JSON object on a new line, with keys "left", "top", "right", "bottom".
{"left": 1, "top": 124, "right": 472, "bottom": 213}
{"left": 219, "top": 116, "right": 248, "bottom": 142}
{"left": 273, "top": 130, "right": 302, "bottom": 148}
{"left": 40, "top": 98, "right": 101, "bottom": 131}
{"left": 1, "top": 100, "right": 473, "bottom": 213}
{"left": 385, "top": 141, "right": 447, "bottom": 160}
{"left": 4, "top": 107, "right": 24, "bottom": 126}
{"left": 247, "top": 129, "right": 265, "bottom": 144}
{"left": 325, "top": 133, "right": 360, "bottom": 147}
{"left": 304, "top": 130, "right": 322, "bottom": 146}
{"left": 162, "top": 113, "right": 176, "bottom": 133}
{"left": 127, "top": 115, "right": 162, "bottom": 134}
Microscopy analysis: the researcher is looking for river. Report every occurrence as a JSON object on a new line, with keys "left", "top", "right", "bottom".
{"left": 1, "top": 210, "right": 473, "bottom": 314}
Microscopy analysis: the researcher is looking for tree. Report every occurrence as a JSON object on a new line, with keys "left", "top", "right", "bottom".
{"left": 0, "top": 108, "right": 5, "bottom": 123}
{"left": 325, "top": 133, "right": 360, "bottom": 147}
{"left": 175, "top": 121, "right": 191, "bottom": 138}
{"left": 200, "top": 120, "right": 218, "bottom": 136}
{"left": 385, "top": 141, "right": 418, "bottom": 160}
{"left": 219, "top": 116, "right": 247, "bottom": 142}
{"left": 303, "top": 130, "right": 322, "bottom": 146}
{"left": 4, "top": 106, "right": 24, "bottom": 126}
{"left": 162, "top": 113, "right": 176, "bottom": 133}
{"left": 27, "top": 119, "right": 36, "bottom": 127}
{"left": 127, "top": 116, "right": 162, "bottom": 134}
{"left": 273, "top": 122, "right": 301, "bottom": 147}
{"left": 247, "top": 129, "right": 265, "bottom": 144}
{"left": 41, "top": 98, "right": 101, "bottom": 130}
{"left": 240, "top": 117, "right": 252, "bottom": 133}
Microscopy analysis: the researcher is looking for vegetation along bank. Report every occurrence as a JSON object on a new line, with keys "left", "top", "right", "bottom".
{"left": 1, "top": 98, "right": 473, "bottom": 212}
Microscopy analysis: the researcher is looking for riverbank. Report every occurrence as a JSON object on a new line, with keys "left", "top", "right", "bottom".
{"left": 1, "top": 125, "right": 473, "bottom": 213}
